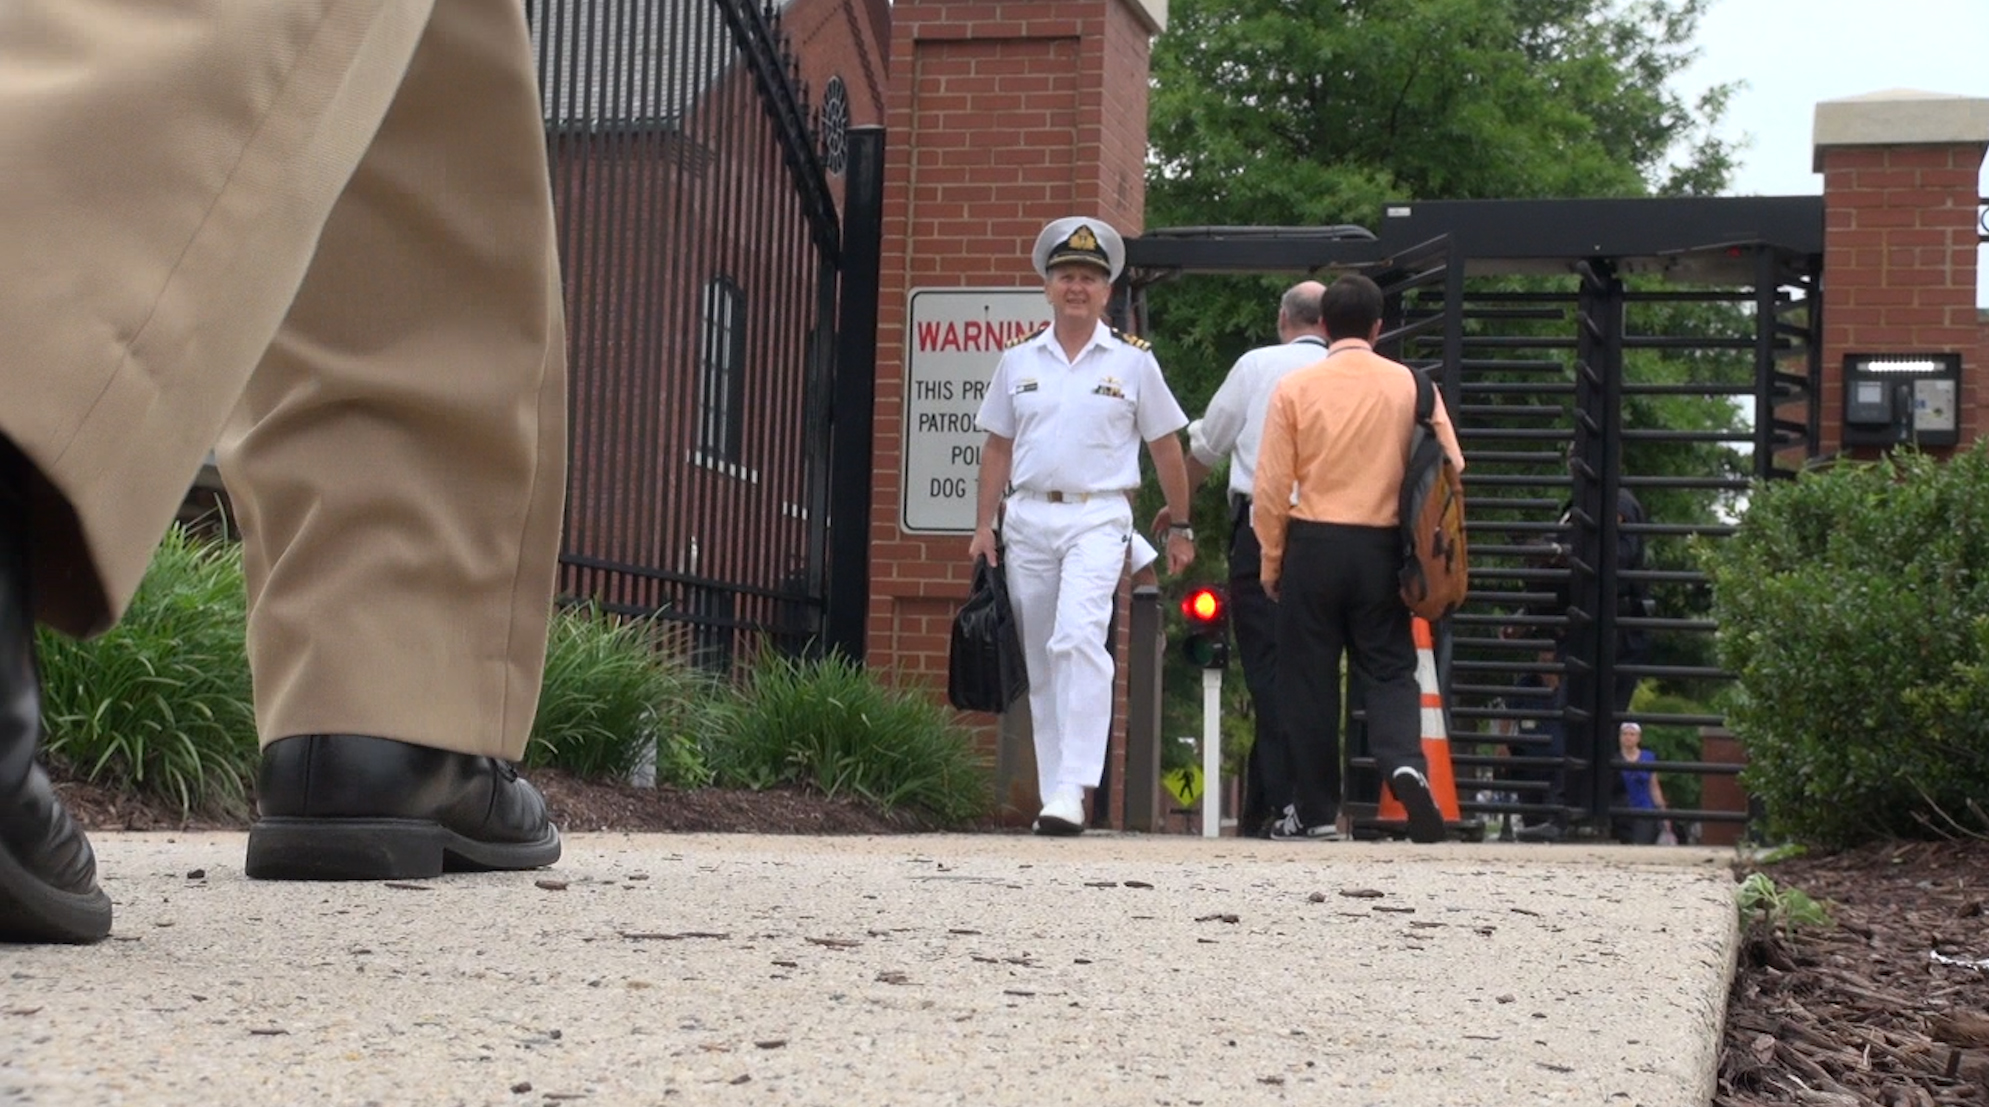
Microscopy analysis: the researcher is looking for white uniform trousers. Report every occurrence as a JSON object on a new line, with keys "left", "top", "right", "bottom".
{"left": 1001, "top": 494, "right": 1130, "bottom": 801}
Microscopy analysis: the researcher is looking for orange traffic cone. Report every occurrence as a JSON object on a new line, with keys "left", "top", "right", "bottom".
{"left": 1375, "top": 617, "right": 1464, "bottom": 832}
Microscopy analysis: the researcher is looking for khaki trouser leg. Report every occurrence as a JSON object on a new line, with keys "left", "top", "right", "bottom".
{"left": 218, "top": 0, "right": 567, "bottom": 760}
{"left": 0, "top": 0, "right": 435, "bottom": 636}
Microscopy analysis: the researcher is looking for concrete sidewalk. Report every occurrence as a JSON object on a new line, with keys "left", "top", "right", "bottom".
{"left": 1, "top": 833, "right": 1737, "bottom": 1107}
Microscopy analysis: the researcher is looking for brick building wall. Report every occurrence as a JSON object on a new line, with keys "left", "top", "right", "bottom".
{"left": 550, "top": 0, "right": 889, "bottom": 655}
{"left": 1814, "top": 91, "right": 1989, "bottom": 457}
{"left": 865, "top": 0, "right": 1163, "bottom": 824}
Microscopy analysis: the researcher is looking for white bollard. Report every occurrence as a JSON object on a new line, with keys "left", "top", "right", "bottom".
{"left": 1201, "top": 667, "right": 1221, "bottom": 839}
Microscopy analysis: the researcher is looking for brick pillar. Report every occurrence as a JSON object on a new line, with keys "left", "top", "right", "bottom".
{"left": 1814, "top": 90, "right": 1989, "bottom": 457}
{"left": 866, "top": 0, "right": 1165, "bottom": 825}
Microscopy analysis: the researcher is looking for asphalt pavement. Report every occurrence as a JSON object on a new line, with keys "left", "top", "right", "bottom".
{"left": 0, "top": 833, "right": 1739, "bottom": 1106}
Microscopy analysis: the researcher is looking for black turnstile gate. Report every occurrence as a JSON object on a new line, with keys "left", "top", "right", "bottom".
{"left": 1124, "top": 196, "right": 1825, "bottom": 840}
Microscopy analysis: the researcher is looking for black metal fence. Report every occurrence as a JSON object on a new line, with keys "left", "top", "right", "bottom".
{"left": 529, "top": 0, "right": 845, "bottom": 669}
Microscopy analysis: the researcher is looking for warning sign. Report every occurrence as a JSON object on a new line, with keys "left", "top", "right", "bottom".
{"left": 1162, "top": 764, "right": 1204, "bottom": 809}
{"left": 900, "top": 288, "right": 1052, "bottom": 534}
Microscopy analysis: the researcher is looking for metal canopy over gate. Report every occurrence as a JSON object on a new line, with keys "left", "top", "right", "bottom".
{"left": 1123, "top": 196, "right": 1825, "bottom": 841}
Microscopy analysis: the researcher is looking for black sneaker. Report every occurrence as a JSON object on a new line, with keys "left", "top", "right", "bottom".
{"left": 1388, "top": 767, "right": 1447, "bottom": 844}
{"left": 1269, "top": 805, "right": 1341, "bottom": 841}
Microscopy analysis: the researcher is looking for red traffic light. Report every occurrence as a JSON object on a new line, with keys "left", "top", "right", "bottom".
{"left": 1181, "top": 587, "right": 1224, "bottom": 624}
{"left": 1179, "top": 585, "right": 1229, "bottom": 668}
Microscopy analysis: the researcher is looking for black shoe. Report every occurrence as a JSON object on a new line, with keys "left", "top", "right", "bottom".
{"left": 246, "top": 734, "right": 561, "bottom": 881}
{"left": 1514, "top": 818, "right": 1565, "bottom": 843}
{"left": 1268, "top": 804, "right": 1342, "bottom": 841}
{"left": 1388, "top": 767, "right": 1448, "bottom": 844}
{"left": 0, "top": 451, "right": 113, "bottom": 943}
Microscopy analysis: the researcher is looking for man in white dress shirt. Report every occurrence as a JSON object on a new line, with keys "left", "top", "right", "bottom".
{"left": 969, "top": 217, "right": 1195, "bottom": 835}
{"left": 1153, "top": 281, "right": 1328, "bottom": 836}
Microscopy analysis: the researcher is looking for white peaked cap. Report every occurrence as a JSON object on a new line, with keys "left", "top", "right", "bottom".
{"left": 1031, "top": 216, "right": 1126, "bottom": 282}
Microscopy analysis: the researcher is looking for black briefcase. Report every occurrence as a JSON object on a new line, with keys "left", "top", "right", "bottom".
{"left": 947, "top": 555, "right": 1027, "bottom": 713}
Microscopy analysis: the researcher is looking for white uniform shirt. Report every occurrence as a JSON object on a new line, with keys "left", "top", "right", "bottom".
{"left": 1187, "top": 335, "right": 1329, "bottom": 497}
{"left": 976, "top": 320, "right": 1187, "bottom": 493}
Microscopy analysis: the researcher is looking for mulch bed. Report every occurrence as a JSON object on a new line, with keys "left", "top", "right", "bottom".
{"left": 53, "top": 762, "right": 1989, "bottom": 1103}
{"left": 1717, "top": 838, "right": 1989, "bottom": 1106}
{"left": 529, "top": 768, "right": 947, "bottom": 835}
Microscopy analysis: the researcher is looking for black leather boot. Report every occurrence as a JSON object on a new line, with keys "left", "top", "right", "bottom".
{"left": 246, "top": 733, "right": 561, "bottom": 880}
{"left": 0, "top": 445, "right": 113, "bottom": 943}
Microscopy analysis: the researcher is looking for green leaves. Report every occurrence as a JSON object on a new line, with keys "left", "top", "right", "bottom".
{"left": 1736, "top": 872, "right": 1831, "bottom": 932}
{"left": 1705, "top": 444, "right": 1989, "bottom": 847}
{"left": 37, "top": 528, "right": 259, "bottom": 818}
{"left": 705, "top": 652, "right": 994, "bottom": 825}
{"left": 526, "top": 604, "right": 717, "bottom": 787}
{"left": 39, "top": 541, "right": 994, "bottom": 826}
{"left": 1148, "top": 0, "right": 1732, "bottom": 234}
{"left": 1140, "top": 0, "right": 1745, "bottom": 582}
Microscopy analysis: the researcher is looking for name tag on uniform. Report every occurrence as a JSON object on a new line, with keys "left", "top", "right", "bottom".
{"left": 1013, "top": 378, "right": 1039, "bottom": 394}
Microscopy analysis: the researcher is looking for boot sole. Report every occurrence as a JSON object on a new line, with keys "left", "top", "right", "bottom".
{"left": 1389, "top": 772, "right": 1448, "bottom": 844}
{"left": 1031, "top": 816, "right": 1084, "bottom": 837}
{"left": 244, "top": 817, "right": 562, "bottom": 881}
{"left": 0, "top": 841, "right": 112, "bottom": 944}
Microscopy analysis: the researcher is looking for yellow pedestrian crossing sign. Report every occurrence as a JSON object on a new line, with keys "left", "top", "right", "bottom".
{"left": 1162, "top": 764, "right": 1203, "bottom": 808}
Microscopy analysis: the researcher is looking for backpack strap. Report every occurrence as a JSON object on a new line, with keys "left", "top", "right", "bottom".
{"left": 1409, "top": 365, "right": 1436, "bottom": 428}
{"left": 1399, "top": 366, "right": 1440, "bottom": 562}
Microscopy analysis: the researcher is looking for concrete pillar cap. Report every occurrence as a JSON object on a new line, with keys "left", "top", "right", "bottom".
{"left": 1124, "top": 0, "right": 1167, "bottom": 34}
{"left": 1812, "top": 88, "right": 1989, "bottom": 170}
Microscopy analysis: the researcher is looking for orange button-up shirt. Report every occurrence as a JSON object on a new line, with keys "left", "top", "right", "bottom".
{"left": 1251, "top": 339, "right": 1465, "bottom": 586}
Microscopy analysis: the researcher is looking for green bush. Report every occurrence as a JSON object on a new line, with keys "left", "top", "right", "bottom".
{"left": 35, "top": 532, "right": 995, "bottom": 826}
{"left": 526, "top": 604, "right": 717, "bottom": 787}
{"left": 707, "top": 651, "right": 993, "bottom": 825}
{"left": 37, "top": 528, "right": 259, "bottom": 817}
{"left": 1703, "top": 445, "right": 1989, "bottom": 847}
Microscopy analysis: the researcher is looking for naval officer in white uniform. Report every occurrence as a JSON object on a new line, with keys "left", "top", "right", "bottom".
{"left": 968, "top": 217, "right": 1195, "bottom": 835}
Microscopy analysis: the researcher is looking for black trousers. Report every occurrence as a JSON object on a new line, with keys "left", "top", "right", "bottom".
{"left": 1277, "top": 521, "right": 1427, "bottom": 828}
{"left": 1226, "top": 498, "right": 1288, "bottom": 827}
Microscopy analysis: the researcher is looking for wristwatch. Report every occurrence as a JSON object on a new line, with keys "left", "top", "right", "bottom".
{"left": 1168, "top": 523, "right": 1194, "bottom": 542}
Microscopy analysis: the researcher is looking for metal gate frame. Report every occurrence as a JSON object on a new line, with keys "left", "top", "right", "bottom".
{"left": 532, "top": 0, "right": 866, "bottom": 666}
{"left": 1122, "top": 195, "right": 1825, "bottom": 840}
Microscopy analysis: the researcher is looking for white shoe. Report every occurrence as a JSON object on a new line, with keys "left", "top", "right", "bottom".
{"left": 1033, "top": 788, "right": 1085, "bottom": 836}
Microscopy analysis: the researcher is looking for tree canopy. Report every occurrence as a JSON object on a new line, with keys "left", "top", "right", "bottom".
{"left": 1135, "top": 0, "right": 1750, "bottom": 754}
{"left": 1148, "top": 0, "right": 1738, "bottom": 233}
{"left": 1142, "top": 0, "right": 1742, "bottom": 398}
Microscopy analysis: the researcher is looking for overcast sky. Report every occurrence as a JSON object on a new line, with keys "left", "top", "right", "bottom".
{"left": 1671, "top": 0, "right": 1988, "bottom": 304}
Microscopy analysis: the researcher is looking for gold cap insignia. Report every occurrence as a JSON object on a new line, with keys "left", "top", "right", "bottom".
{"left": 1067, "top": 225, "right": 1100, "bottom": 252}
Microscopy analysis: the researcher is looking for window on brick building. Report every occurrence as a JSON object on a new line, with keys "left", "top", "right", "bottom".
{"left": 698, "top": 276, "right": 747, "bottom": 463}
{"left": 820, "top": 76, "right": 849, "bottom": 177}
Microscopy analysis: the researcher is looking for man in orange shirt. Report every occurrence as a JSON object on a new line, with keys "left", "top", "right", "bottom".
{"left": 1252, "top": 275, "right": 1465, "bottom": 844}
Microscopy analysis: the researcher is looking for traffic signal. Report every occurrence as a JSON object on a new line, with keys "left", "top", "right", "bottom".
{"left": 1179, "top": 585, "right": 1229, "bottom": 669}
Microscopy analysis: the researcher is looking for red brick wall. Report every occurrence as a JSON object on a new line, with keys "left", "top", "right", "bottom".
{"left": 1818, "top": 142, "right": 1987, "bottom": 457}
{"left": 866, "top": 0, "right": 1155, "bottom": 824}
{"left": 784, "top": 0, "right": 892, "bottom": 214}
